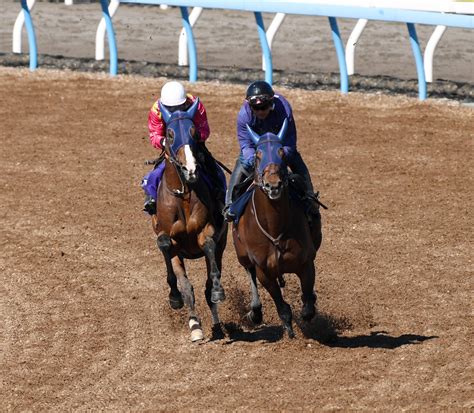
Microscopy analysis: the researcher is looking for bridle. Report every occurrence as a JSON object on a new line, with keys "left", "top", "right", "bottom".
{"left": 244, "top": 119, "right": 290, "bottom": 263}
{"left": 253, "top": 137, "right": 288, "bottom": 199}
{"left": 163, "top": 115, "right": 197, "bottom": 197}
{"left": 250, "top": 137, "right": 289, "bottom": 255}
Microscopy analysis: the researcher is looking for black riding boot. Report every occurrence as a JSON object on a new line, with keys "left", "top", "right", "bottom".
{"left": 222, "top": 159, "right": 248, "bottom": 222}
{"left": 143, "top": 194, "right": 156, "bottom": 215}
{"left": 300, "top": 170, "right": 320, "bottom": 215}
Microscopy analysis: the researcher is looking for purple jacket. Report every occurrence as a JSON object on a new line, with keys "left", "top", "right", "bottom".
{"left": 236, "top": 93, "right": 297, "bottom": 163}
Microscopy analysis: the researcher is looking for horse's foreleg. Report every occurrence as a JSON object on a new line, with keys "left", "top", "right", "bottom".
{"left": 245, "top": 267, "right": 263, "bottom": 325}
{"left": 204, "top": 247, "right": 223, "bottom": 328}
{"left": 157, "top": 234, "right": 183, "bottom": 310}
{"left": 171, "top": 255, "right": 203, "bottom": 342}
{"left": 200, "top": 236, "right": 225, "bottom": 304}
{"left": 256, "top": 268, "right": 295, "bottom": 339}
{"left": 204, "top": 262, "right": 225, "bottom": 341}
{"left": 298, "top": 261, "right": 317, "bottom": 321}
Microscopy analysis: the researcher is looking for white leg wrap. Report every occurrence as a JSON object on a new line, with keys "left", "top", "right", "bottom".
{"left": 189, "top": 318, "right": 200, "bottom": 329}
{"left": 189, "top": 318, "right": 203, "bottom": 342}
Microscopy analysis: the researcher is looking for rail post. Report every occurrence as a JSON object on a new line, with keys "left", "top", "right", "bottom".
{"left": 328, "top": 16, "right": 349, "bottom": 94}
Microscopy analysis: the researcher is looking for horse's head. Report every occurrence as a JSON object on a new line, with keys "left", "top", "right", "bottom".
{"left": 247, "top": 119, "right": 288, "bottom": 200}
{"left": 159, "top": 99, "right": 200, "bottom": 183}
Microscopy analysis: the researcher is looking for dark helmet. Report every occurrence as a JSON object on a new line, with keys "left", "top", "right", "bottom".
{"left": 246, "top": 81, "right": 274, "bottom": 108}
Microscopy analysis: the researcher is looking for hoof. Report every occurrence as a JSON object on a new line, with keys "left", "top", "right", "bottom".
{"left": 211, "top": 324, "right": 225, "bottom": 340}
{"left": 169, "top": 292, "right": 184, "bottom": 310}
{"left": 245, "top": 309, "right": 263, "bottom": 326}
{"left": 301, "top": 305, "right": 315, "bottom": 321}
{"left": 190, "top": 329, "right": 204, "bottom": 342}
{"left": 211, "top": 288, "right": 226, "bottom": 304}
{"left": 285, "top": 326, "right": 296, "bottom": 339}
{"left": 189, "top": 318, "right": 203, "bottom": 342}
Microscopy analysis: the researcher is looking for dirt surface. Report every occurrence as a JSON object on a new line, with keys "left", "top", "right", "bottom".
{"left": 1, "top": 67, "right": 473, "bottom": 410}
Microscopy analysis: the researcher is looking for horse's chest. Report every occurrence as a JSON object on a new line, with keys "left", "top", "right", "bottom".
{"left": 170, "top": 218, "right": 200, "bottom": 239}
{"left": 170, "top": 219, "right": 187, "bottom": 238}
{"left": 263, "top": 241, "right": 305, "bottom": 272}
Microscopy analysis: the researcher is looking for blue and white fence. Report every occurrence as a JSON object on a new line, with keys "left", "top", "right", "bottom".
{"left": 12, "top": 0, "right": 474, "bottom": 100}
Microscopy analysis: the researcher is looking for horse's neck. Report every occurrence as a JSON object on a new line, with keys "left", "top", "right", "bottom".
{"left": 254, "top": 186, "right": 290, "bottom": 235}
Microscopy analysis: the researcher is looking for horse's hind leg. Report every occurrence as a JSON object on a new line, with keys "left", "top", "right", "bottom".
{"left": 245, "top": 267, "right": 263, "bottom": 325}
{"left": 201, "top": 236, "right": 225, "bottom": 304}
{"left": 297, "top": 261, "right": 317, "bottom": 321}
{"left": 171, "top": 255, "right": 204, "bottom": 342}
{"left": 157, "top": 234, "right": 183, "bottom": 310}
{"left": 256, "top": 268, "right": 295, "bottom": 338}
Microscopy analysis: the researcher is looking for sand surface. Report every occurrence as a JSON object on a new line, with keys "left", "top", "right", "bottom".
{"left": 1, "top": 66, "right": 473, "bottom": 410}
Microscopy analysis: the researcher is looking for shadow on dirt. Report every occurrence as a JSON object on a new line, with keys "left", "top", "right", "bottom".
{"left": 328, "top": 331, "right": 438, "bottom": 349}
{"left": 220, "top": 310, "right": 438, "bottom": 348}
{"left": 298, "top": 312, "right": 438, "bottom": 348}
{"left": 222, "top": 322, "right": 284, "bottom": 343}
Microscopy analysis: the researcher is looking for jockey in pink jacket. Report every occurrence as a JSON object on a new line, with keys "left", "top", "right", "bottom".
{"left": 147, "top": 84, "right": 210, "bottom": 150}
{"left": 142, "top": 81, "right": 225, "bottom": 215}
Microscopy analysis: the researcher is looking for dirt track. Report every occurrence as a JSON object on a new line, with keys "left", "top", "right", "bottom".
{"left": 1, "top": 67, "right": 473, "bottom": 410}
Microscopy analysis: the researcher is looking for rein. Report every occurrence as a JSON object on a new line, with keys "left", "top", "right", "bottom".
{"left": 251, "top": 190, "right": 285, "bottom": 251}
{"left": 165, "top": 153, "right": 188, "bottom": 197}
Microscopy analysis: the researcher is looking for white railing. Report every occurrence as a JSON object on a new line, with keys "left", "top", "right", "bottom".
{"left": 424, "top": 25, "right": 447, "bottom": 83}
{"left": 178, "top": 7, "right": 203, "bottom": 66}
{"left": 95, "top": 0, "right": 120, "bottom": 61}
{"left": 11, "top": 0, "right": 474, "bottom": 100}
{"left": 13, "top": 0, "right": 73, "bottom": 55}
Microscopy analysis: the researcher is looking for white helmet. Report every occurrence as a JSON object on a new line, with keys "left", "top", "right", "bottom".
{"left": 160, "top": 81, "right": 187, "bottom": 107}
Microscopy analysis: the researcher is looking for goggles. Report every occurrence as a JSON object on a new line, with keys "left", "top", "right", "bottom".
{"left": 247, "top": 95, "right": 273, "bottom": 110}
{"left": 164, "top": 100, "right": 190, "bottom": 113}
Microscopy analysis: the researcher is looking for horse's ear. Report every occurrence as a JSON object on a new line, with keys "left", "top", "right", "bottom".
{"left": 159, "top": 101, "right": 172, "bottom": 123}
{"left": 277, "top": 118, "right": 288, "bottom": 141}
{"left": 187, "top": 98, "right": 199, "bottom": 119}
{"left": 246, "top": 124, "right": 260, "bottom": 145}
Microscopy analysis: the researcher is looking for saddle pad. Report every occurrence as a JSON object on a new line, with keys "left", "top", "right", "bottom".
{"left": 229, "top": 189, "right": 254, "bottom": 225}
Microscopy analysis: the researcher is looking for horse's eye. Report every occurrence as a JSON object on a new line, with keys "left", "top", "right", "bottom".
{"left": 190, "top": 126, "right": 196, "bottom": 138}
{"left": 278, "top": 148, "right": 285, "bottom": 159}
{"left": 167, "top": 129, "right": 175, "bottom": 145}
{"left": 256, "top": 150, "right": 262, "bottom": 160}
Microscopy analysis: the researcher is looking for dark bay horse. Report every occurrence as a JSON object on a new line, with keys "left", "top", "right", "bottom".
{"left": 232, "top": 119, "right": 322, "bottom": 338}
{"left": 152, "top": 99, "right": 227, "bottom": 342}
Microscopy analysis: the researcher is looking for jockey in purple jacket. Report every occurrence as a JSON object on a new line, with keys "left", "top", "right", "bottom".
{"left": 223, "top": 80, "right": 317, "bottom": 222}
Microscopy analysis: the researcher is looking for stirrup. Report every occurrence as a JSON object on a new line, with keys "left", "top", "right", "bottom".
{"left": 222, "top": 204, "right": 235, "bottom": 222}
{"left": 303, "top": 190, "right": 319, "bottom": 201}
{"left": 143, "top": 198, "right": 157, "bottom": 215}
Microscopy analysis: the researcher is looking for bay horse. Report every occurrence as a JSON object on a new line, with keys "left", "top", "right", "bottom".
{"left": 152, "top": 99, "right": 227, "bottom": 342}
{"left": 232, "top": 119, "right": 322, "bottom": 338}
